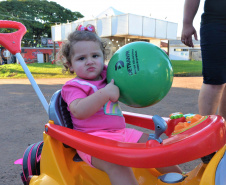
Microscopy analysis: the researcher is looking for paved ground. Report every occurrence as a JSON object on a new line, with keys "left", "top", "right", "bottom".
{"left": 0, "top": 77, "right": 203, "bottom": 185}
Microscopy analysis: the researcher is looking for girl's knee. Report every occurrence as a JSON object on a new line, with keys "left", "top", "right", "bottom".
{"left": 92, "top": 157, "right": 124, "bottom": 173}
{"left": 92, "top": 157, "right": 131, "bottom": 175}
{"left": 92, "top": 158, "right": 138, "bottom": 185}
{"left": 104, "top": 162, "right": 130, "bottom": 175}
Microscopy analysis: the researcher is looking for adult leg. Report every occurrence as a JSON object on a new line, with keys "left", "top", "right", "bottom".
{"left": 198, "top": 83, "right": 225, "bottom": 116}
{"left": 92, "top": 157, "right": 138, "bottom": 185}
{"left": 199, "top": 23, "right": 226, "bottom": 117}
{"left": 218, "top": 84, "right": 226, "bottom": 119}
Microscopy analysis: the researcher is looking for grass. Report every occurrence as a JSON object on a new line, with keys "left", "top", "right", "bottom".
{"left": 0, "top": 62, "right": 74, "bottom": 79}
{"left": 171, "top": 60, "right": 202, "bottom": 77}
{"left": 0, "top": 60, "right": 202, "bottom": 79}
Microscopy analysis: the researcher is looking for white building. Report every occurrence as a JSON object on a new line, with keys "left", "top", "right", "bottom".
{"left": 169, "top": 40, "right": 201, "bottom": 61}
{"left": 51, "top": 7, "right": 178, "bottom": 59}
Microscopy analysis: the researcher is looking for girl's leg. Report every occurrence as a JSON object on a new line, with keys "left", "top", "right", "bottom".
{"left": 92, "top": 157, "right": 138, "bottom": 185}
{"left": 138, "top": 133, "right": 182, "bottom": 174}
{"left": 156, "top": 166, "right": 182, "bottom": 174}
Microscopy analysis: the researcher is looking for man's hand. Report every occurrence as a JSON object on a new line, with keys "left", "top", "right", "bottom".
{"left": 181, "top": 23, "right": 198, "bottom": 47}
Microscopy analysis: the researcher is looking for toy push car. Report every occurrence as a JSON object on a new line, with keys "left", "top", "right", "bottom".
{"left": 28, "top": 90, "right": 226, "bottom": 185}
{"left": 0, "top": 20, "right": 225, "bottom": 185}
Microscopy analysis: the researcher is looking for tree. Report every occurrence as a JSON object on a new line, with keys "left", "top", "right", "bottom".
{"left": 0, "top": 0, "right": 84, "bottom": 46}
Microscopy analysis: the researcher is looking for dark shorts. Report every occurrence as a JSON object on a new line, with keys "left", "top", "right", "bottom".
{"left": 200, "top": 23, "right": 226, "bottom": 85}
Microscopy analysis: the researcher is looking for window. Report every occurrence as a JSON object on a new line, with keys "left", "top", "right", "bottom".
{"left": 174, "top": 49, "right": 188, "bottom": 52}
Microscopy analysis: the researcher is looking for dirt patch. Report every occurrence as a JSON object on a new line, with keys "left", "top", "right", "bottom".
{"left": 172, "top": 77, "right": 203, "bottom": 90}
{"left": 0, "top": 77, "right": 203, "bottom": 90}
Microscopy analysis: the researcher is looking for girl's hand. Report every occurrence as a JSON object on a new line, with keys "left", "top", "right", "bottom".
{"left": 69, "top": 79, "right": 120, "bottom": 119}
{"left": 104, "top": 79, "right": 120, "bottom": 102}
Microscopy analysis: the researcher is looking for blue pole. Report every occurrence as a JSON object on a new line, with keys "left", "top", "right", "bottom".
{"left": 15, "top": 53, "right": 49, "bottom": 114}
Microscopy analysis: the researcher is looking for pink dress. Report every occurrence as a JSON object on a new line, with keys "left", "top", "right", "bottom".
{"left": 62, "top": 66, "right": 143, "bottom": 167}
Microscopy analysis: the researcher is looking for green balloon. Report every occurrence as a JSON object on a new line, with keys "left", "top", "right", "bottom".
{"left": 107, "top": 41, "right": 173, "bottom": 108}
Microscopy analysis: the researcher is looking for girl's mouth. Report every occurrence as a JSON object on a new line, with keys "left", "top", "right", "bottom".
{"left": 87, "top": 67, "right": 95, "bottom": 71}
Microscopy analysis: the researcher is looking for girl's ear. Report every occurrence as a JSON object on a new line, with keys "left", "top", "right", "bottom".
{"left": 69, "top": 67, "right": 74, "bottom": 73}
{"left": 67, "top": 62, "right": 75, "bottom": 73}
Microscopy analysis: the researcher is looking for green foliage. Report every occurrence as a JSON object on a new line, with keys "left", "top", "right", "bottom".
{"left": 0, "top": 63, "right": 75, "bottom": 78}
{"left": 171, "top": 60, "right": 202, "bottom": 76}
{"left": 0, "top": 0, "right": 84, "bottom": 45}
{"left": 0, "top": 60, "right": 203, "bottom": 79}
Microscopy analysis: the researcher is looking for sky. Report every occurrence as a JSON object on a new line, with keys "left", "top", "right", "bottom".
{"left": 49, "top": 0, "right": 205, "bottom": 38}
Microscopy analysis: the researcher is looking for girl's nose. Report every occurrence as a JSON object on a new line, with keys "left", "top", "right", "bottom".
{"left": 86, "top": 58, "right": 94, "bottom": 65}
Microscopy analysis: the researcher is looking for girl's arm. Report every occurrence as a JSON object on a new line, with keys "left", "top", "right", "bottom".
{"left": 69, "top": 79, "right": 119, "bottom": 119}
{"left": 181, "top": 0, "right": 200, "bottom": 47}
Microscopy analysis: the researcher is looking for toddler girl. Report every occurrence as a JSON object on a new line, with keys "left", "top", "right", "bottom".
{"left": 61, "top": 25, "right": 181, "bottom": 185}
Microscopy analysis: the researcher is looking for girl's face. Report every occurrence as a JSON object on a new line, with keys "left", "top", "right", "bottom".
{"left": 69, "top": 41, "right": 104, "bottom": 81}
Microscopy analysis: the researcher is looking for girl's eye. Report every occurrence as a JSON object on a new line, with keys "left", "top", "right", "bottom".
{"left": 93, "top": 54, "right": 99, "bottom": 58}
{"left": 78, "top": 57, "right": 85, "bottom": 60}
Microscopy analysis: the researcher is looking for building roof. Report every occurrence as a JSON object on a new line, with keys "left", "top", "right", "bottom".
{"left": 169, "top": 39, "right": 200, "bottom": 46}
{"left": 51, "top": 7, "right": 178, "bottom": 41}
{"left": 96, "top": 7, "right": 124, "bottom": 18}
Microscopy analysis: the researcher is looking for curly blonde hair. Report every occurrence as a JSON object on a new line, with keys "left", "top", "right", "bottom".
{"left": 60, "top": 25, "right": 108, "bottom": 74}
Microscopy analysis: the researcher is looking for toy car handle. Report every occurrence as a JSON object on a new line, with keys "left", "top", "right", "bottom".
{"left": 0, "top": 20, "right": 26, "bottom": 55}
{"left": 0, "top": 20, "right": 49, "bottom": 114}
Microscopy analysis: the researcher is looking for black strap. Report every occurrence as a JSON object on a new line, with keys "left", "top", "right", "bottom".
{"left": 30, "top": 141, "right": 43, "bottom": 175}
{"left": 22, "top": 143, "right": 35, "bottom": 181}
